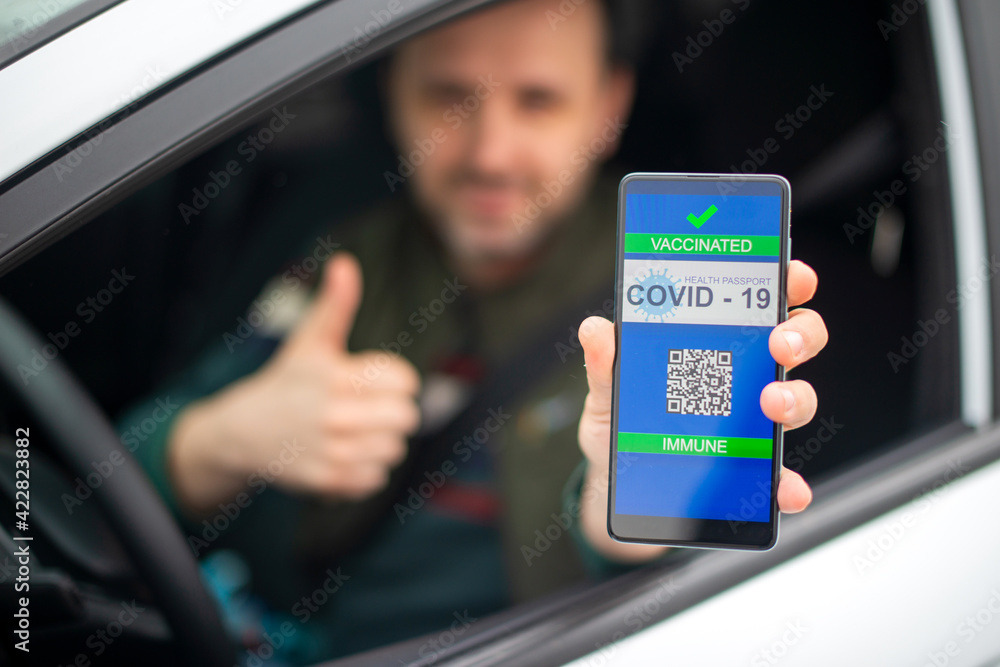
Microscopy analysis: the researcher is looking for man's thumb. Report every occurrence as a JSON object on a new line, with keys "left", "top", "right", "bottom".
{"left": 579, "top": 316, "right": 615, "bottom": 415}
{"left": 300, "top": 252, "right": 363, "bottom": 351}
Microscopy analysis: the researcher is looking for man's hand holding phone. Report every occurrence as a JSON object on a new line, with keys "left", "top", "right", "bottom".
{"left": 576, "top": 259, "right": 827, "bottom": 561}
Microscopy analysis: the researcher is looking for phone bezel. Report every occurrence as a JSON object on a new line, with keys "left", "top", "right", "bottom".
{"left": 607, "top": 172, "right": 791, "bottom": 551}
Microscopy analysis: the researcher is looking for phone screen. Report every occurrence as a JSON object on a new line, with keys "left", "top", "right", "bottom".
{"left": 609, "top": 174, "right": 790, "bottom": 549}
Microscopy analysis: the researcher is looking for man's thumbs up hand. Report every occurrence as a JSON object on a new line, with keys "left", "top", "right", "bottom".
{"left": 169, "top": 252, "right": 422, "bottom": 513}
{"left": 283, "top": 252, "right": 363, "bottom": 357}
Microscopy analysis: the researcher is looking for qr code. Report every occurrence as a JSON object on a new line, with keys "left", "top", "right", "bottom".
{"left": 666, "top": 349, "right": 733, "bottom": 416}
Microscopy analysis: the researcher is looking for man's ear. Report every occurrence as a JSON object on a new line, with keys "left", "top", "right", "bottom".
{"left": 598, "top": 64, "right": 636, "bottom": 159}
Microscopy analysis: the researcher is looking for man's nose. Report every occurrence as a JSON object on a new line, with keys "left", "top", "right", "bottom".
{"left": 465, "top": 100, "right": 518, "bottom": 175}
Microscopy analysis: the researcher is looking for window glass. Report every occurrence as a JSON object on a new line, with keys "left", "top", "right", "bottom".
{"left": 0, "top": 0, "right": 94, "bottom": 49}
{"left": 0, "top": 0, "right": 961, "bottom": 662}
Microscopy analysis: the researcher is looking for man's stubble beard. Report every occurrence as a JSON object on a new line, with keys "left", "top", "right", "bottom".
{"left": 434, "top": 210, "right": 558, "bottom": 265}
{"left": 428, "top": 178, "right": 594, "bottom": 266}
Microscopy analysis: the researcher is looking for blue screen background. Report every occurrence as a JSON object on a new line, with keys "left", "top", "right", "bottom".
{"left": 614, "top": 185, "right": 782, "bottom": 524}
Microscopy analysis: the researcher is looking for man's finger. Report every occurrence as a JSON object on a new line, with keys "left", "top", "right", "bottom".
{"left": 760, "top": 379, "right": 817, "bottom": 430}
{"left": 323, "top": 432, "right": 407, "bottom": 467}
{"left": 787, "top": 259, "right": 818, "bottom": 307}
{"left": 331, "top": 462, "right": 391, "bottom": 500}
{"left": 340, "top": 351, "right": 422, "bottom": 396}
{"left": 769, "top": 308, "right": 828, "bottom": 370}
{"left": 323, "top": 396, "right": 421, "bottom": 434}
{"left": 292, "top": 252, "right": 364, "bottom": 353}
{"left": 777, "top": 467, "right": 812, "bottom": 513}
{"left": 579, "top": 316, "right": 616, "bottom": 419}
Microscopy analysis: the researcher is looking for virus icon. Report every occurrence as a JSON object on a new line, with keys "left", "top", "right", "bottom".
{"left": 632, "top": 266, "right": 681, "bottom": 323}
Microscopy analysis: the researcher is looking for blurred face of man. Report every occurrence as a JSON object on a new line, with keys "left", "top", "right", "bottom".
{"left": 386, "top": 0, "right": 633, "bottom": 267}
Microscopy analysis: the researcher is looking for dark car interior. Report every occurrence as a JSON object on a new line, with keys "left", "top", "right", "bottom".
{"left": 0, "top": 0, "right": 969, "bottom": 664}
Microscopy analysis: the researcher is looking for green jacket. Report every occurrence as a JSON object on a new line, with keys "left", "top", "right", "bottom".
{"left": 121, "top": 176, "right": 629, "bottom": 660}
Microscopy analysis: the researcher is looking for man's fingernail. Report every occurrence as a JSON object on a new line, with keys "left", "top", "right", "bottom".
{"left": 782, "top": 330, "right": 804, "bottom": 356}
{"left": 781, "top": 388, "right": 796, "bottom": 412}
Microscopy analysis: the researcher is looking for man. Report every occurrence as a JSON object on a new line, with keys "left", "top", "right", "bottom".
{"left": 124, "top": 0, "right": 826, "bottom": 661}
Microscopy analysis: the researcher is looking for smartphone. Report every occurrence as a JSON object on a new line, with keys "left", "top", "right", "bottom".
{"left": 608, "top": 172, "right": 791, "bottom": 550}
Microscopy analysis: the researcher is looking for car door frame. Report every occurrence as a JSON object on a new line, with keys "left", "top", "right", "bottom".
{"left": 1, "top": 0, "right": 998, "bottom": 664}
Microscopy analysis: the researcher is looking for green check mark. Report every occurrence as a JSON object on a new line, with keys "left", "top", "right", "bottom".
{"left": 686, "top": 205, "right": 718, "bottom": 229}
